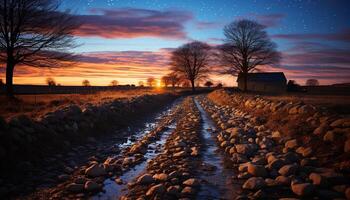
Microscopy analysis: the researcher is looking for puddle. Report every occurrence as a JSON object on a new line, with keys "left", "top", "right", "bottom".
{"left": 194, "top": 100, "right": 237, "bottom": 200}
{"left": 91, "top": 120, "right": 177, "bottom": 200}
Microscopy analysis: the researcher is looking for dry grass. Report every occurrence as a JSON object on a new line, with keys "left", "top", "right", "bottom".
{"left": 264, "top": 94, "right": 350, "bottom": 115}
{"left": 0, "top": 88, "right": 176, "bottom": 120}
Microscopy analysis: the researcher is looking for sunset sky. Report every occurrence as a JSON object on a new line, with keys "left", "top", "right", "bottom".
{"left": 0, "top": 0, "right": 349, "bottom": 86}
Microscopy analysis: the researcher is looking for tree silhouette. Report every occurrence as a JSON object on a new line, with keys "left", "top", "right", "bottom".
{"left": 167, "top": 72, "right": 181, "bottom": 88}
{"left": 161, "top": 75, "right": 171, "bottom": 87}
{"left": 204, "top": 81, "right": 214, "bottom": 88}
{"left": 0, "top": 78, "right": 3, "bottom": 86}
{"left": 147, "top": 77, "right": 156, "bottom": 87}
{"left": 0, "top": 0, "right": 80, "bottom": 97}
{"left": 305, "top": 79, "right": 319, "bottom": 86}
{"left": 138, "top": 81, "right": 144, "bottom": 87}
{"left": 216, "top": 83, "right": 223, "bottom": 88}
{"left": 170, "top": 41, "right": 212, "bottom": 92}
{"left": 82, "top": 80, "right": 90, "bottom": 87}
{"left": 46, "top": 77, "right": 56, "bottom": 86}
{"left": 219, "top": 19, "right": 280, "bottom": 91}
{"left": 110, "top": 80, "right": 118, "bottom": 86}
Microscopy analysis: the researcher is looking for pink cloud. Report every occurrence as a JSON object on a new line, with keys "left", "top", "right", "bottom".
{"left": 73, "top": 8, "right": 192, "bottom": 39}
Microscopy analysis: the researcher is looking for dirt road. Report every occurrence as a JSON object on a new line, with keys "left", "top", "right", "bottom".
{"left": 13, "top": 95, "right": 350, "bottom": 199}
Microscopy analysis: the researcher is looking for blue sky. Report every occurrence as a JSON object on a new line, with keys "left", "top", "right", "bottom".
{"left": 3, "top": 0, "right": 349, "bottom": 86}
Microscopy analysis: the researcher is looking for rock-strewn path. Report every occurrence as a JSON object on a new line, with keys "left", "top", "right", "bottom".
{"left": 13, "top": 91, "right": 350, "bottom": 200}
{"left": 24, "top": 98, "right": 184, "bottom": 199}
{"left": 120, "top": 97, "right": 202, "bottom": 199}
{"left": 197, "top": 95, "right": 350, "bottom": 199}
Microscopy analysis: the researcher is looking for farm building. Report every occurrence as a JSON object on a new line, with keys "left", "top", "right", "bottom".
{"left": 237, "top": 72, "right": 287, "bottom": 93}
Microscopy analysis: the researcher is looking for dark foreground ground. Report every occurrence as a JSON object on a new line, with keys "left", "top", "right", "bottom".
{"left": 0, "top": 89, "right": 349, "bottom": 199}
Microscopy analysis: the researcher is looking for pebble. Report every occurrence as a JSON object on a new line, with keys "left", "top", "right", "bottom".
{"left": 242, "top": 177, "right": 266, "bottom": 190}
{"left": 84, "top": 180, "right": 100, "bottom": 191}
{"left": 85, "top": 164, "right": 106, "bottom": 177}
{"left": 146, "top": 184, "right": 165, "bottom": 196}
{"left": 291, "top": 182, "right": 315, "bottom": 196}
{"left": 247, "top": 163, "right": 267, "bottom": 177}
{"left": 137, "top": 174, "right": 154, "bottom": 184}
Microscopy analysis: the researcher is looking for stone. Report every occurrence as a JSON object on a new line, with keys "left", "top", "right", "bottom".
{"left": 291, "top": 182, "right": 315, "bottom": 196}
{"left": 268, "top": 158, "right": 284, "bottom": 170}
{"left": 313, "top": 124, "right": 328, "bottom": 135}
{"left": 173, "top": 151, "right": 186, "bottom": 158}
{"left": 289, "top": 106, "right": 300, "bottom": 115}
{"left": 251, "top": 157, "right": 266, "bottom": 165}
{"left": 183, "top": 178, "right": 199, "bottom": 187}
{"left": 191, "top": 147, "right": 199, "bottom": 156}
{"left": 167, "top": 185, "right": 180, "bottom": 196}
{"left": 146, "top": 184, "right": 165, "bottom": 196}
{"left": 85, "top": 164, "right": 106, "bottom": 177}
{"left": 115, "top": 178, "right": 123, "bottom": 185}
{"left": 344, "top": 139, "right": 350, "bottom": 153}
{"left": 278, "top": 164, "right": 298, "bottom": 176}
{"left": 323, "top": 131, "right": 335, "bottom": 142}
{"left": 298, "top": 105, "right": 315, "bottom": 114}
{"left": 137, "top": 174, "right": 154, "bottom": 184}
{"left": 285, "top": 139, "right": 298, "bottom": 150}
{"left": 220, "top": 141, "right": 229, "bottom": 148}
{"left": 309, "top": 173, "right": 327, "bottom": 186}
{"left": 271, "top": 131, "right": 281, "bottom": 138}
{"left": 66, "top": 183, "right": 84, "bottom": 193}
{"left": 181, "top": 186, "right": 195, "bottom": 195}
{"left": 275, "top": 176, "right": 291, "bottom": 186}
{"left": 296, "top": 147, "right": 313, "bottom": 157}
{"left": 242, "top": 177, "right": 266, "bottom": 190}
{"left": 84, "top": 180, "right": 100, "bottom": 191}
{"left": 331, "top": 118, "right": 350, "bottom": 128}
{"left": 247, "top": 163, "right": 267, "bottom": 177}
{"left": 153, "top": 173, "right": 168, "bottom": 182}
{"left": 226, "top": 127, "right": 242, "bottom": 138}
{"left": 235, "top": 144, "right": 256, "bottom": 156}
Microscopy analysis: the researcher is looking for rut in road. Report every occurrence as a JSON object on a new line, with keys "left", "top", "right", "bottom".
{"left": 114, "top": 97, "right": 239, "bottom": 200}
{"left": 194, "top": 98, "right": 236, "bottom": 200}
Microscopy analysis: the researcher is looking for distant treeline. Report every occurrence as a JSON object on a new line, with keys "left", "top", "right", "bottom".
{"left": 0, "top": 84, "right": 145, "bottom": 95}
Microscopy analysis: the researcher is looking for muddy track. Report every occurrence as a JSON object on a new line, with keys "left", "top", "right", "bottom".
{"left": 16, "top": 94, "right": 350, "bottom": 199}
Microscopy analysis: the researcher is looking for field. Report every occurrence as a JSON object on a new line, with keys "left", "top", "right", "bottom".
{"left": 0, "top": 87, "right": 176, "bottom": 120}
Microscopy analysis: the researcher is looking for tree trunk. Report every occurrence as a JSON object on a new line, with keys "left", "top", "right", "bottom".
{"left": 6, "top": 60, "right": 15, "bottom": 97}
{"left": 191, "top": 80, "right": 195, "bottom": 93}
{"left": 243, "top": 72, "right": 248, "bottom": 92}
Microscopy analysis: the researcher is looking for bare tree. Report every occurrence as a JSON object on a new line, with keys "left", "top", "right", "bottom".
{"left": 182, "top": 80, "right": 191, "bottom": 88}
{"left": 216, "top": 83, "right": 223, "bottom": 88}
{"left": 138, "top": 81, "right": 144, "bottom": 87}
{"left": 0, "top": 0, "right": 80, "bottom": 97}
{"left": 167, "top": 72, "right": 181, "bottom": 88}
{"left": 147, "top": 77, "right": 156, "bottom": 87}
{"left": 204, "top": 81, "right": 213, "bottom": 88}
{"left": 219, "top": 19, "right": 280, "bottom": 91}
{"left": 305, "top": 79, "right": 319, "bottom": 86}
{"left": 82, "top": 79, "right": 90, "bottom": 87}
{"left": 46, "top": 77, "right": 56, "bottom": 86}
{"left": 110, "top": 80, "right": 118, "bottom": 86}
{"left": 0, "top": 78, "right": 3, "bottom": 86}
{"left": 161, "top": 75, "right": 171, "bottom": 87}
{"left": 170, "top": 41, "right": 212, "bottom": 92}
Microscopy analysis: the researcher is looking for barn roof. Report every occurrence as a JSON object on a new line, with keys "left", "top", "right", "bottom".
{"left": 237, "top": 72, "right": 287, "bottom": 82}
